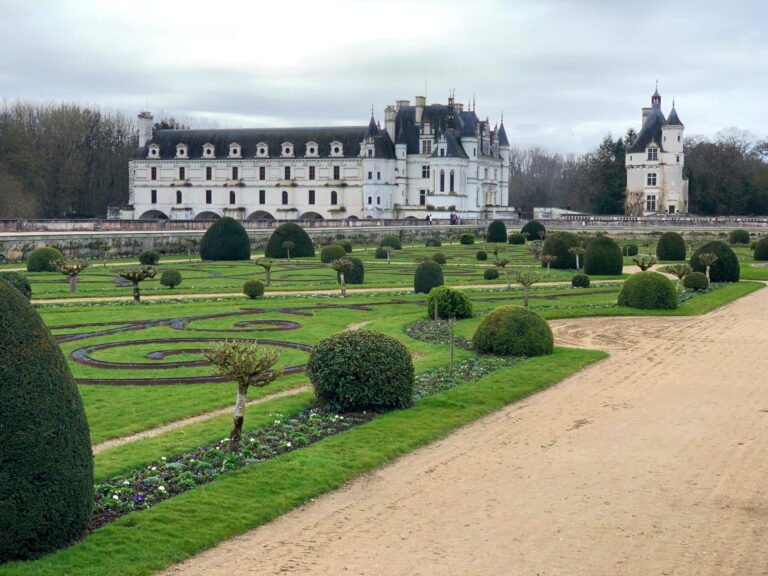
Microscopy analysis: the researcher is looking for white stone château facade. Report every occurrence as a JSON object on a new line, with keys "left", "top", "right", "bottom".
{"left": 625, "top": 88, "right": 689, "bottom": 215}
{"left": 123, "top": 96, "right": 512, "bottom": 221}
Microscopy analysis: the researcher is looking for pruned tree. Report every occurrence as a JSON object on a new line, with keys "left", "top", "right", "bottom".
{"left": 515, "top": 270, "right": 541, "bottom": 307}
{"left": 56, "top": 260, "right": 90, "bottom": 292}
{"left": 697, "top": 253, "right": 718, "bottom": 282}
{"left": 568, "top": 246, "right": 585, "bottom": 270}
{"left": 632, "top": 255, "right": 657, "bottom": 271}
{"left": 495, "top": 258, "right": 512, "bottom": 289}
{"left": 666, "top": 263, "right": 692, "bottom": 290}
{"left": 541, "top": 253, "right": 557, "bottom": 276}
{"left": 255, "top": 259, "right": 273, "bottom": 286}
{"left": 527, "top": 239, "right": 544, "bottom": 262}
{"left": 201, "top": 340, "right": 282, "bottom": 452}
{"left": 330, "top": 257, "right": 352, "bottom": 297}
{"left": 118, "top": 265, "right": 156, "bottom": 303}
{"left": 492, "top": 245, "right": 505, "bottom": 264}
{"left": 282, "top": 241, "right": 295, "bottom": 261}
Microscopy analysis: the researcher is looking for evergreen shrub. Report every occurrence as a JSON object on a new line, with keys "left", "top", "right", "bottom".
{"left": 264, "top": 222, "right": 315, "bottom": 259}
{"left": 425, "top": 238, "right": 442, "bottom": 247}
{"left": 487, "top": 220, "right": 508, "bottom": 243}
{"left": 379, "top": 235, "right": 402, "bottom": 250}
{"left": 460, "top": 233, "right": 475, "bottom": 245}
{"left": 623, "top": 243, "right": 639, "bottom": 256}
{"left": 431, "top": 252, "right": 447, "bottom": 265}
{"left": 542, "top": 231, "right": 580, "bottom": 269}
{"left": 476, "top": 250, "right": 488, "bottom": 261}
{"left": 160, "top": 270, "right": 182, "bottom": 289}
{"left": 571, "top": 273, "right": 590, "bottom": 288}
{"left": 344, "top": 257, "right": 364, "bottom": 284}
{"left": 243, "top": 279, "right": 265, "bottom": 299}
{"left": 508, "top": 233, "right": 526, "bottom": 245}
{"left": 0, "top": 281, "right": 92, "bottom": 561}
{"left": 27, "top": 246, "right": 63, "bottom": 272}
{"left": 307, "top": 330, "right": 414, "bottom": 411}
{"left": 655, "top": 232, "right": 686, "bottom": 261}
{"left": 584, "top": 235, "right": 623, "bottom": 275}
{"left": 320, "top": 244, "right": 347, "bottom": 263}
{"left": 138, "top": 249, "right": 160, "bottom": 265}
{"left": 484, "top": 267, "right": 499, "bottom": 280}
{"left": 426, "top": 285, "right": 473, "bottom": 319}
{"left": 683, "top": 271, "right": 709, "bottom": 291}
{"left": 414, "top": 260, "right": 444, "bottom": 293}
{"left": 374, "top": 246, "right": 390, "bottom": 259}
{"left": 521, "top": 220, "right": 546, "bottom": 241}
{"left": 729, "top": 229, "right": 750, "bottom": 244}
{"left": 754, "top": 237, "right": 768, "bottom": 261}
{"left": 618, "top": 271, "right": 677, "bottom": 310}
{"left": 200, "top": 217, "right": 252, "bottom": 260}
{"left": 473, "top": 306, "right": 553, "bottom": 357}
{"left": 689, "top": 241, "right": 740, "bottom": 282}
{"left": 0, "top": 271, "right": 32, "bottom": 299}
{"left": 337, "top": 239, "right": 353, "bottom": 253}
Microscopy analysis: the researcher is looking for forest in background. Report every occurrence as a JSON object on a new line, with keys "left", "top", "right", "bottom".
{"left": 0, "top": 100, "right": 767, "bottom": 219}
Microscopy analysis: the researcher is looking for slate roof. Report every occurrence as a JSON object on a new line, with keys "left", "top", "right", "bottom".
{"left": 431, "top": 129, "right": 469, "bottom": 159}
{"left": 628, "top": 105, "right": 667, "bottom": 153}
{"left": 666, "top": 106, "right": 683, "bottom": 126}
{"left": 497, "top": 123, "right": 510, "bottom": 147}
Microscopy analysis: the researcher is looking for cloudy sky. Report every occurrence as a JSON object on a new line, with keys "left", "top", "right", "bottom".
{"left": 1, "top": 0, "right": 766, "bottom": 152}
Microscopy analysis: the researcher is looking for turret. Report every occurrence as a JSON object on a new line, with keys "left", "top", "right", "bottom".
{"left": 662, "top": 101, "right": 684, "bottom": 153}
{"left": 138, "top": 111, "right": 154, "bottom": 148}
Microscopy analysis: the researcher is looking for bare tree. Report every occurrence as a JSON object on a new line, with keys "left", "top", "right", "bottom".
{"left": 527, "top": 240, "right": 544, "bottom": 262}
{"left": 118, "top": 265, "right": 156, "bottom": 303}
{"left": 56, "top": 260, "right": 90, "bottom": 292}
{"left": 569, "top": 246, "right": 585, "bottom": 270}
{"left": 515, "top": 270, "right": 541, "bottom": 307}
{"left": 255, "top": 259, "right": 273, "bottom": 286}
{"left": 330, "top": 257, "right": 352, "bottom": 297}
{"left": 632, "top": 255, "right": 657, "bottom": 271}
{"left": 666, "top": 263, "right": 692, "bottom": 290}
{"left": 496, "top": 258, "right": 512, "bottom": 289}
{"left": 282, "top": 241, "right": 295, "bottom": 260}
{"left": 541, "top": 254, "right": 556, "bottom": 276}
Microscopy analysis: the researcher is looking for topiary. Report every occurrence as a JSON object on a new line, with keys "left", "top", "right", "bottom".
{"left": 0, "top": 271, "right": 32, "bottom": 299}
{"left": 683, "top": 271, "right": 709, "bottom": 291}
{"left": 487, "top": 220, "right": 508, "bottom": 243}
{"left": 571, "top": 273, "right": 590, "bottom": 288}
{"left": 729, "top": 229, "right": 750, "bottom": 244}
{"left": 414, "top": 260, "right": 444, "bottom": 293}
{"left": 344, "top": 256, "right": 364, "bottom": 284}
{"left": 508, "top": 233, "right": 526, "bottom": 245}
{"left": 431, "top": 252, "right": 447, "bottom": 265}
{"left": 425, "top": 237, "right": 442, "bottom": 247}
{"left": 542, "top": 231, "right": 581, "bottom": 269}
{"left": 264, "top": 222, "right": 315, "bottom": 259}
{"left": 307, "top": 330, "right": 414, "bottom": 411}
{"left": 138, "top": 249, "right": 160, "bottom": 265}
{"left": 584, "top": 235, "right": 623, "bottom": 275}
{"left": 200, "top": 216, "right": 251, "bottom": 261}
{"left": 426, "top": 286, "right": 473, "bottom": 319}
{"left": 754, "top": 237, "right": 768, "bottom": 261}
{"left": 243, "top": 279, "right": 265, "bottom": 299}
{"left": 337, "top": 239, "right": 353, "bottom": 253}
{"left": 473, "top": 306, "right": 553, "bottom": 357}
{"left": 26, "top": 246, "right": 64, "bottom": 272}
{"left": 0, "top": 280, "right": 92, "bottom": 562}
{"left": 689, "top": 241, "right": 740, "bottom": 282}
{"left": 460, "top": 233, "right": 475, "bottom": 245}
{"left": 374, "top": 246, "right": 390, "bottom": 259}
{"left": 160, "top": 269, "right": 182, "bottom": 289}
{"left": 521, "top": 220, "right": 546, "bottom": 241}
{"left": 618, "top": 271, "right": 677, "bottom": 310}
{"left": 623, "top": 243, "right": 639, "bottom": 256}
{"left": 483, "top": 267, "right": 499, "bottom": 280}
{"left": 379, "top": 235, "right": 402, "bottom": 250}
{"left": 655, "top": 231, "right": 686, "bottom": 261}
{"left": 320, "top": 244, "right": 347, "bottom": 263}
{"left": 476, "top": 250, "right": 488, "bottom": 261}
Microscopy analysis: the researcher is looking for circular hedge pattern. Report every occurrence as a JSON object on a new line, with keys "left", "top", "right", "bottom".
{"left": 320, "top": 244, "right": 346, "bottom": 263}
{"left": 473, "top": 306, "right": 553, "bottom": 357}
{"left": 618, "top": 271, "right": 677, "bottom": 310}
{"left": 414, "top": 260, "right": 444, "bottom": 293}
{"left": 487, "top": 220, "right": 508, "bottom": 243}
{"left": 689, "top": 241, "right": 740, "bottom": 282}
{"left": 655, "top": 232, "right": 686, "bottom": 261}
{"left": 27, "top": 246, "right": 63, "bottom": 272}
{"left": 542, "top": 231, "right": 581, "bottom": 269}
{"left": 307, "top": 330, "right": 414, "bottom": 411}
{"left": 683, "top": 271, "right": 709, "bottom": 291}
{"left": 264, "top": 223, "right": 315, "bottom": 259}
{"left": 200, "top": 217, "right": 251, "bottom": 261}
{"left": 426, "top": 286, "right": 473, "bottom": 319}
{"left": 754, "top": 237, "right": 768, "bottom": 261}
{"left": 521, "top": 220, "right": 546, "bottom": 241}
{"left": 584, "top": 235, "right": 623, "bottom": 275}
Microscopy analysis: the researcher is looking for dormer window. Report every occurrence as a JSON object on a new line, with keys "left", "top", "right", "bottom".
{"left": 148, "top": 144, "right": 160, "bottom": 158}
{"left": 330, "top": 141, "right": 343, "bottom": 157}
{"left": 305, "top": 142, "right": 319, "bottom": 157}
{"left": 647, "top": 147, "right": 658, "bottom": 161}
{"left": 256, "top": 142, "right": 269, "bottom": 158}
{"left": 175, "top": 143, "right": 188, "bottom": 159}
{"left": 281, "top": 142, "right": 294, "bottom": 158}
{"left": 228, "top": 143, "right": 242, "bottom": 158}
{"left": 203, "top": 143, "right": 216, "bottom": 158}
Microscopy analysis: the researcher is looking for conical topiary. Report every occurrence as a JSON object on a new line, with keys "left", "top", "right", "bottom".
{"left": 584, "top": 235, "right": 623, "bottom": 275}
{"left": 655, "top": 231, "right": 686, "bottom": 261}
{"left": 0, "top": 280, "right": 93, "bottom": 561}
{"left": 199, "top": 217, "right": 251, "bottom": 261}
{"left": 487, "top": 220, "right": 508, "bottom": 243}
{"left": 264, "top": 223, "right": 315, "bottom": 258}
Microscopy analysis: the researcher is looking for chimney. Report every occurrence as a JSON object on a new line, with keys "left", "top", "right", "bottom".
{"left": 641, "top": 107, "right": 651, "bottom": 126}
{"left": 455, "top": 102, "right": 463, "bottom": 112}
{"left": 395, "top": 99, "right": 410, "bottom": 110}
{"left": 138, "top": 111, "right": 154, "bottom": 147}
{"left": 384, "top": 105, "right": 397, "bottom": 141}
{"left": 414, "top": 95, "right": 426, "bottom": 123}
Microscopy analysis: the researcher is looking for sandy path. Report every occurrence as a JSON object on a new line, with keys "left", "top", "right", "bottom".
{"left": 159, "top": 284, "right": 768, "bottom": 576}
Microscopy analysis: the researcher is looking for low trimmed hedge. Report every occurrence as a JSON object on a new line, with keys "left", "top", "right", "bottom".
{"left": 320, "top": 245, "right": 347, "bottom": 263}
{"left": 483, "top": 268, "right": 499, "bottom": 280}
{"left": 473, "top": 306, "right": 553, "bottom": 357}
{"left": 683, "top": 271, "right": 709, "bottom": 291}
{"left": 243, "top": 279, "right": 265, "bottom": 299}
{"left": 571, "top": 273, "right": 590, "bottom": 288}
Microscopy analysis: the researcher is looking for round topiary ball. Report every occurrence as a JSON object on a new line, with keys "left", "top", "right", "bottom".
{"left": 426, "top": 286, "right": 473, "bottom": 319}
{"left": 0, "top": 271, "right": 32, "bottom": 299}
{"left": 521, "top": 220, "right": 546, "bottom": 241}
{"left": 337, "top": 239, "right": 353, "bottom": 253}
{"left": 243, "top": 279, "right": 265, "bottom": 299}
{"left": 0, "top": 281, "right": 93, "bottom": 562}
{"left": 623, "top": 243, "right": 639, "bottom": 256}
{"left": 508, "top": 233, "right": 526, "bottom": 245}
{"left": 375, "top": 246, "right": 391, "bottom": 259}
{"left": 414, "top": 260, "right": 444, "bottom": 293}
{"left": 542, "top": 232, "right": 581, "bottom": 269}
{"left": 571, "top": 273, "right": 590, "bottom": 288}
{"left": 138, "top": 249, "right": 160, "bottom": 265}
{"left": 344, "top": 256, "right": 365, "bottom": 284}
{"left": 484, "top": 267, "right": 499, "bottom": 280}
{"left": 584, "top": 235, "right": 623, "bottom": 275}
{"left": 683, "top": 271, "right": 709, "bottom": 291}
{"left": 200, "top": 217, "right": 251, "bottom": 261}
{"left": 487, "top": 220, "right": 508, "bottom": 243}
{"left": 754, "top": 237, "right": 768, "bottom": 261}
{"left": 618, "top": 271, "right": 677, "bottom": 310}
{"left": 27, "top": 246, "right": 64, "bottom": 272}
{"left": 476, "top": 250, "right": 488, "bottom": 261}
{"left": 431, "top": 252, "right": 447, "bottom": 265}
{"left": 160, "top": 269, "right": 182, "bottom": 289}
{"left": 320, "top": 244, "right": 347, "bottom": 263}
{"left": 379, "top": 235, "right": 402, "bottom": 250}
{"left": 655, "top": 232, "right": 686, "bottom": 261}
{"left": 460, "top": 233, "right": 475, "bottom": 245}
{"left": 307, "top": 330, "right": 414, "bottom": 411}
{"left": 689, "top": 241, "right": 740, "bottom": 282}
{"left": 473, "top": 306, "right": 553, "bottom": 357}
{"left": 729, "top": 229, "right": 750, "bottom": 244}
{"left": 264, "top": 222, "right": 315, "bottom": 259}
{"left": 425, "top": 237, "right": 442, "bottom": 247}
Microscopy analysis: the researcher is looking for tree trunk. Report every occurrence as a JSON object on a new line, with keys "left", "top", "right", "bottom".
{"left": 706, "top": 265, "right": 711, "bottom": 282}
{"left": 339, "top": 272, "right": 346, "bottom": 297}
{"left": 69, "top": 276, "right": 77, "bottom": 292}
{"left": 228, "top": 384, "right": 248, "bottom": 452}
{"left": 576, "top": 254, "right": 580, "bottom": 270}
{"left": 546, "top": 262, "right": 551, "bottom": 276}
{"left": 265, "top": 269, "right": 271, "bottom": 286}
{"left": 133, "top": 282, "right": 141, "bottom": 303}
{"left": 504, "top": 271, "right": 510, "bottom": 290}
{"left": 523, "top": 286, "right": 529, "bottom": 307}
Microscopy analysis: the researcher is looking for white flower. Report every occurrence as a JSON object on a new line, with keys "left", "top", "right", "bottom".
{"left": 285, "top": 442, "right": 292, "bottom": 448}
{"left": 249, "top": 438, "right": 256, "bottom": 442}
{"left": 123, "top": 481, "right": 130, "bottom": 486}
{"left": 151, "top": 466, "right": 157, "bottom": 471}
{"left": 158, "top": 486, "right": 166, "bottom": 492}
{"left": 112, "top": 495, "right": 119, "bottom": 500}
{"left": 161, "top": 456, "right": 167, "bottom": 461}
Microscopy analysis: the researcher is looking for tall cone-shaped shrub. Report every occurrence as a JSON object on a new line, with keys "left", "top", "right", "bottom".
{"left": 0, "top": 279, "right": 93, "bottom": 562}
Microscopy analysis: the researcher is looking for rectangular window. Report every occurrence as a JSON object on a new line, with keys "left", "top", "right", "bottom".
{"left": 422, "top": 165, "right": 430, "bottom": 179}
{"left": 419, "top": 190, "right": 426, "bottom": 206}
{"left": 150, "top": 189, "right": 157, "bottom": 204}
{"left": 309, "top": 166, "right": 315, "bottom": 180}
{"left": 368, "top": 171, "right": 372, "bottom": 180}
{"left": 421, "top": 140, "right": 432, "bottom": 155}
{"left": 647, "top": 173, "right": 657, "bottom": 186}
{"left": 205, "top": 190, "right": 212, "bottom": 204}
{"left": 232, "top": 167, "right": 239, "bottom": 180}
{"left": 179, "top": 167, "right": 185, "bottom": 180}
{"left": 229, "top": 191, "right": 236, "bottom": 205}
{"left": 367, "top": 196, "right": 372, "bottom": 205}
{"left": 308, "top": 190, "right": 315, "bottom": 205}
{"left": 259, "top": 166, "right": 266, "bottom": 180}
{"left": 333, "top": 166, "right": 340, "bottom": 180}
{"left": 259, "top": 190, "right": 265, "bottom": 204}
{"left": 285, "top": 166, "right": 291, "bottom": 180}
{"left": 646, "top": 195, "right": 656, "bottom": 211}
{"left": 648, "top": 148, "right": 658, "bottom": 161}
{"left": 206, "top": 166, "right": 212, "bottom": 180}
{"left": 151, "top": 167, "right": 157, "bottom": 180}
{"left": 376, "top": 196, "right": 380, "bottom": 205}
{"left": 377, "top": 171, "right": 381, "bottom": 180}
{"left": 676, "top": 155, "right": 680, "bottom": 163}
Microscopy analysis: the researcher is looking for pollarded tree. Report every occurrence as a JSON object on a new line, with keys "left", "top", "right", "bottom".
{"left": 515, "top": 269, "right": 541, "bottom": 307}
{"left": 255, "top": 259, "right": 273, "bottom": 286}
{"left": 632, "top": 255, "right": 657, "bottom": 271}
{"left": 697, "top": 253, "right": 718, "bottom": 283}
{"left": 527, "top": 239, "right": 544, "bottom": 262}
{"left": 56, "top": 259, "right": 90, "bottom": 292}
{"left": 201, "top": 340, "right": 283, "bottom": 453}
{"left": 541, "top": 254, "right": 557, "bottom": 276}
{"left": 330, "top": 257, "right": 352, "bottom": 297}
{"left": 569, "top": 246, "right": 586, "bottom": 270}
{"left": 282, "top": 241, "right": 295, "bottom": 261}
{"left": 496, "top": 258, "right": 512, "bottom": 289}
{"left": 666, "top": 263, "right": 692, "bottom": 290}
{"left": 118, "top": 265, "right": 156, "bottom": 303}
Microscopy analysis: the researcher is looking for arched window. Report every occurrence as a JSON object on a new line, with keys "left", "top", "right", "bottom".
{"left": 331, "top": 190, "right": 338, "bottom": 205}
{"left": 176, "top": 190, "right": 182, "bottom": 204}
{"left": 229, "top": 191, "right": 236, "bottom": 205}
{"left": 282, "top": 191, "right": 288, "bottom": 205}
{"left": 449, "top": 170, "right": 455, "bottom": 193}
{"left": 440, "top": 170, "right": 445, "bottom": 192}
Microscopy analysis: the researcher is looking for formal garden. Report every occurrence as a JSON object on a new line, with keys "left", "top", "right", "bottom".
{"left": 0, "top": 219, "right": 765, "bottom": 575}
